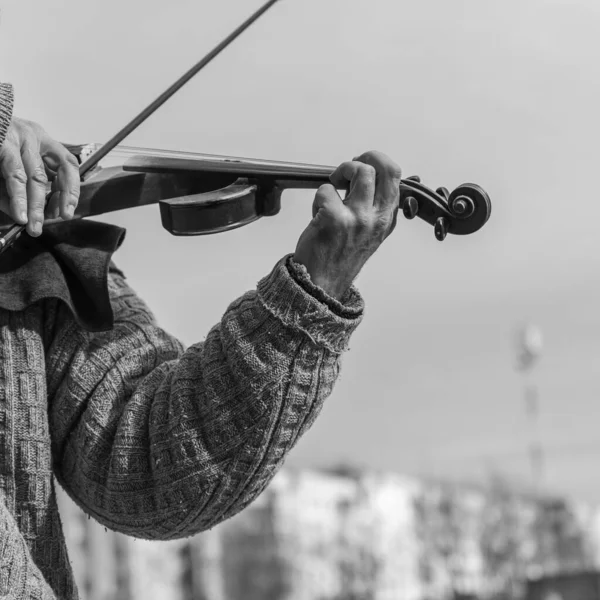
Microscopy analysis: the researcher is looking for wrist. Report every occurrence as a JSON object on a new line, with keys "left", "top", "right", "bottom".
{"left": 288, "top": 256, "right": 362, "bottom": 319}
{"left": 258, "top": 255, "right": 364, "bottom": 353}
{"left": 307, "top": 276, "right": 348, "bottom": 301}
{"left": 292, "top": 255, "right": 354, "bottom": 301}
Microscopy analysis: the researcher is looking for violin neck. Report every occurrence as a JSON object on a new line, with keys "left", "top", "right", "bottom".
{"left": 63, "top": 146, "right": 335, "bottom": 223}
{"left": 120, "top": 149, "right": 335, "bottom": 190}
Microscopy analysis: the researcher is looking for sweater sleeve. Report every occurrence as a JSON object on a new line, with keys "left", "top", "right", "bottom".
{"left": 0, "top": 83, "right": 14, "bottom": 147}
{"left": 45, "top": 255, "right": 364, "bottom": 541}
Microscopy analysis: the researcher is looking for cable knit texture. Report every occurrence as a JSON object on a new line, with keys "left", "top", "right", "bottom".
{"left": 0, "top": 83, "right": 14, "bottom": 147}
{"left": 0, "top": 255, "right": 364, "bottom": 599}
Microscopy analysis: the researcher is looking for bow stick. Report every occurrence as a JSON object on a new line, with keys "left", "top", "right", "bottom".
{"left": 0, "top": 0, "right": 281, "bottom": 254}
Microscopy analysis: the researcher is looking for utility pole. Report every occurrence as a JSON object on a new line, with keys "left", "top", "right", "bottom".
{"left": 514, "top": 323, "right": 544, "bottom": 489}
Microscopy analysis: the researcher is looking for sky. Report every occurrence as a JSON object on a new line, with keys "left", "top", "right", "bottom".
{"left": 3, "top": 0, "right": 600, "bottom": 502}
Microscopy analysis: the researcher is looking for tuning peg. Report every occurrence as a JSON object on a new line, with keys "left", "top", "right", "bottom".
{"left": 406, "top": 175, "right": 421, "bottom": 183}
{"left": 403, "top": 196, "right": 419, "bottom": 220}
{"left": 434, "top": 217, "right": 449, "bottom": 241}
{"left": 436, "top": 187, "right": 449, "bottom": 200}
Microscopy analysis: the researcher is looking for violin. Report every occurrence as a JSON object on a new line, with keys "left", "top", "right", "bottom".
{"left": 0, "top": 0, "right": 491, "bottom": 253}
{"left": 0, "top": 143, "right": 491, "bottom": 243}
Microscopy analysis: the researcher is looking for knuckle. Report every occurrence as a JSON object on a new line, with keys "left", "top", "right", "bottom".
{"left": 357, "top": 150, "right": 402, "bottom": 180}
{"left": 382, "top": 209, "right": 398, "bottom": 238}
{"left": 10, "top": 195, "right": 27, "bottom": 208}
{"left": 333, "top": 161, "right": 355, "bottom": 182}
{"left": 353, "top": 210, "right": 391, "bottom": 242}
{"left": 3, "top": 130, "right": 19, "bottom": 147}
{"left": 30, "top": 167, "right": 48, "bottom": 186}
{"left": 361, "top": 150, "right": 378, "bottom": 161}
{"left": 374, "top": 212, "right": 391, "bottom": 237}
{"left": 0, "top": 145, "right": 19, "bottom": 164}
{"left": 8, "top": 169, "right": 27, "bottom": 186}
{"left": 386, "top": 164, "right": 402, "bottom": 181}
{"left": 21, "top": 118, "right": 43, "bottom": 137}
{"left": 353, "top": 211, "right": 372, "bottom": 232}
{"left": 357, "top": 163, "right": 376, "bottom": 180}
{"left": 333, "top": 211, "right": 354, "bottom": 233}
{"left": 358, "top": 150, "right": 381, "bottom": 167}
{"left": 69, "top": 187, "right": 81, "bottom": 203}
{"left": 63, "top": 152, "right": 79, "bottom": 168}
{"left": 16, "top": 117, "right": 33, "bottom": 129}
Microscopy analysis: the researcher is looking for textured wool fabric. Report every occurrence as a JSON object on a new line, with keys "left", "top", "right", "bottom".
{"left": 0, "top": 254, "right": 364, "bottom": 599}
{"left": 0, "top": 83, "right": 13, "bottom": 147}
{"left": 0, "top": 220, "right": 126, "bottom": 332}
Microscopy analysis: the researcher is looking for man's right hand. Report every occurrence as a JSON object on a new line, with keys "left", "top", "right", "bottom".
{"left": 0, "top": 117, "right": 80, "bottom": 237}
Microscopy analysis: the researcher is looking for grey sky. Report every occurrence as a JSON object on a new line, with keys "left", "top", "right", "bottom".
{"left": 3, "top": 0, "right": 600, "bottom": 501}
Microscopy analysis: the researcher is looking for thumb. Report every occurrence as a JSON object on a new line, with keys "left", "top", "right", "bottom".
{"left": 312, "top": 183, "right": 345, "bottom": 220}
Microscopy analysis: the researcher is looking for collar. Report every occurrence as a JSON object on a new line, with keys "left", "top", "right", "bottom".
{"left": 0, "top": 220, "right": 126, "bottom": 332}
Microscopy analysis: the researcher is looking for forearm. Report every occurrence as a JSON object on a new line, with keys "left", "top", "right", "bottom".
{"left": 0, "top": 83, "right": 14, "bottom": 147}
{"left": 47, "top": 257, "right": 363, "bottom": 540}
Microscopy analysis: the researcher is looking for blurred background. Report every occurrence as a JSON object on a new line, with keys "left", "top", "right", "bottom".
{"left": 3, "top": 0, "right": 600, "bottom": 598}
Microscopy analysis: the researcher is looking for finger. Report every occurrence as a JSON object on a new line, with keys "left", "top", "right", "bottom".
{"left": 44, "top": 162, "right": 57, "bottom": 180}
{"left": 329, "top": 161, "right": 376, "bottom": 214}
{"left": 21, "top": 141, "right": 48, "bottom": 236}
{"left": 43, "top": 166, "right": 60, "bottom": 219}
{"left": 0, "top": 145, "right": 28, "bottom": 224}
{"left": 42, "top": 142, "right": 80, "bottom": 220}
{"left": 353, "top": 150, "right": 402, "bottom": 213}
{"left": 45, "top": 190, "right": 61, "bottom": 220}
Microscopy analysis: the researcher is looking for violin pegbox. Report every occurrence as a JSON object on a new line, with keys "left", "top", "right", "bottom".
{"left": 399, "top": 176, "right": 491, "bottom": 241}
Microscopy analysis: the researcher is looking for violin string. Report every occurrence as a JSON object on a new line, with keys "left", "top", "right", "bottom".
{"left": 0, "top": 0, "right": 281, "bottom": 254}
{"left": 78, "top": 0, "right": 280, "bottom": 177}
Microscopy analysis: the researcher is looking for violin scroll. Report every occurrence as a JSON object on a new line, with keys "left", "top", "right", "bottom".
{"left": 399, "top": 178, "right": 491, "bottom": 241}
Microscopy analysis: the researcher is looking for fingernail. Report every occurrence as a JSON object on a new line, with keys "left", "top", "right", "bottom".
{"left": 19, "top": 211, "right": 27, "bottom": 223}
{"left": 32, "top": 221, "right": 42, "bottom": 236}
{"left": 65, "top": 206, "right": 75, "bottom": 219}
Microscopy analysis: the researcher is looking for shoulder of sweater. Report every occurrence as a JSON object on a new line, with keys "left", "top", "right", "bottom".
{"left": 106, "top": 261, "right": 162, "bottom": 328}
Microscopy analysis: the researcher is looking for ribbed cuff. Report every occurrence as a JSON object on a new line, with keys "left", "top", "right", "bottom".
{"left": 0, "top": 83, "right": 14, "bottom": 148}
{"left": 257, "top": 254, "right": 364, "bottom": 353}
{"left": 286, "top": 256, "right": 363, "bottom": 319}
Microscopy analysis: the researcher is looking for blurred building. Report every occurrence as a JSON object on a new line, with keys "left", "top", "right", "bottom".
{"left": 56, "top": 468, "right": 600, "bottom": 600}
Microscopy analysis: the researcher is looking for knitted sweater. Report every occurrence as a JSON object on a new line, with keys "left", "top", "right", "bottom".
{"left": 0, "top": 83, "right": 14, "bottom": 147}
{"left": 0, "top": 80, "right": 365, "bottom": 600}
